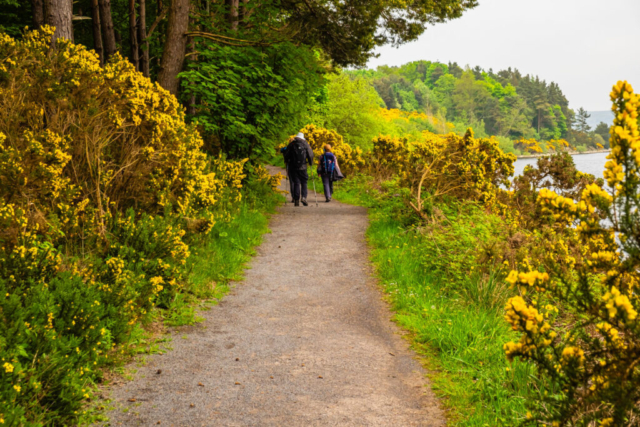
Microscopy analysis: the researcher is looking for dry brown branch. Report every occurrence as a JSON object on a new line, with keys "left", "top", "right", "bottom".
{"left": 185, "top": 31, "right": 273, "bottom": 47}
{"left": 146, "top": 7, "right": 168, "bottom": 40}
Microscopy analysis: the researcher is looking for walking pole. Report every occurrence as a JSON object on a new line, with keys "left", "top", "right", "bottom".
{"left": 312, "top": 169, "right": 318, "bottom": 207}
{"left": 285, "top": 176, "right": 289, "bottom": 206}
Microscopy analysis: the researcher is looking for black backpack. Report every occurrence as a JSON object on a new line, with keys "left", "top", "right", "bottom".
{"left": 287, "top": 139, "right": 307, "bottom": 168}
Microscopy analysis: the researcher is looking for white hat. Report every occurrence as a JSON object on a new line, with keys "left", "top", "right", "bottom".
{"left": 296, "top": 132, "right": 305, "bottom": 140}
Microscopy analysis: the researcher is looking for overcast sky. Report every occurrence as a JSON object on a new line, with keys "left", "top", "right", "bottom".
{"left": 366, "top": 0, "right": 640, "bottom": 111}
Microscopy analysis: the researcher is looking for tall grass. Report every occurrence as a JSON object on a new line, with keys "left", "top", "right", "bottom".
{"left": 335, "top": 176, "right": 541, "bottom": 426}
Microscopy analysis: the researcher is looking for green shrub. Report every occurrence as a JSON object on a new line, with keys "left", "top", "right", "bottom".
{"left": 496, "top": 136, "right": 517, "bottom": 154}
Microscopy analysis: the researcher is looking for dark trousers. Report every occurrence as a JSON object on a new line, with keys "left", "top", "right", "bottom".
{"left": 322, "top": 174, "right": 333, "bottom": 199}
{"left": 289, "top": 169, "right": 308, "bottom": 201}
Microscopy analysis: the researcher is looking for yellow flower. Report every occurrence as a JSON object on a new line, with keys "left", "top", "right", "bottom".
{"left": 561, "top": 346, "right": 585, "bottom": 365}
{"left": 3, "top": 363, "right": 14, "bottom": 373}
{"left": 505, "top": 270, "right": 518, "bottom": 286}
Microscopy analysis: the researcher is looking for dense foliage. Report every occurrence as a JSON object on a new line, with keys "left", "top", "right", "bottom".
{"left": 2, "top": 0, "right": 477, "bottom": 66}
{"left": 346, "top": 61, "right": 611, "bottom": 155}
{"left": 1, "top": 0, "right": 479, "bottom": 160}
{"left": 311, "top": 73, "right": 386, "bottom": 150}
{"left": 310, "top": 72, "right": 457, "bottom": 152}
{"left": 370, "top": 130, "right": 515, "bottom": 206}
{"left": 0, "top": 27, "right": 229, "bottom": 232}
{"left": 349, "top": 62, "right": 570, "bottom": 141}
{"left": 0, "top": 29, "right": 280, "bottom": 425}
{"left": 289, "top": 125, "right": 365, "bottom": 175}
{"left": 180, "top": 42, "right": 325, "bottom": 159}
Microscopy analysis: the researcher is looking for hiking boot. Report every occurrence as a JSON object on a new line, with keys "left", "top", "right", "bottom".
{"left": 301, "top": 198, "right": 308, "bottom": 206}
{"left": 326, "top": 197, "right": 330, "bottom": 203}
{"left": 294, "top": 199, "right": 300, "bottom": 207}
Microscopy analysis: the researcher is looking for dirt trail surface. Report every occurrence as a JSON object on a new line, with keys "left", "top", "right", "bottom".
{"left": 104, "top": 166, "right": 445, "bottom": 426}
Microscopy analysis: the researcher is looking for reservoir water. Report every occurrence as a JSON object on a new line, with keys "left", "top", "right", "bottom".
{"left": 513, "top": 152, "right": 609, "bottom": 179}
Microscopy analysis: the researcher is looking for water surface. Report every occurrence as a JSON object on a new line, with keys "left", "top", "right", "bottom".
{"left": 513, "top": 152, "right": 609, "bottom": 179}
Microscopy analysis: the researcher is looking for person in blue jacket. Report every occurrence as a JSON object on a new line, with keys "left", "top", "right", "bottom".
{"left": 317, "top": 144, "right": 340, "bottom": 202}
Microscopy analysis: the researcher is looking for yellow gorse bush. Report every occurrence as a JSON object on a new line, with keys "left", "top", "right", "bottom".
{"left": 252, "top": 164, "right": 284, "bottom": 193}
{"left": 300, "top": 124, "right": 365, "bottom": 174}
{"left": 376, "top": 108, "right": 455, "bottom": 134}
{"left": 280, "top": 124, "right": 365, "bottom": 175}
{"left": 503, "top": 81, "right": 640, "bottom": 425}
{"left": 0, "top": 26, "right": 244, "bottom": 241}
{"left": 516, "top": 137, "right": 572, "bottom": 154}
{"left": 516, "top": 138, "right": 544, "bottom": 154}
{"left": 0, "top": 28, "right": 261, "bottom": 425}
{"left": 370, "top": 129, "right": 516, "bottom": 217}
{"left": 545, "top": 139, "right": 572, "bottom": 152}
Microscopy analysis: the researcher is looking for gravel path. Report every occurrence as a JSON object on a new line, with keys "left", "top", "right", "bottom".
{"left": 103, "top": 166, "right": 445, "bottom": 426}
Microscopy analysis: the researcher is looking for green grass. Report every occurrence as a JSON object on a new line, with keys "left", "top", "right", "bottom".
{"left": 185, "top": 202, "right": 277, "bottom": 302}
{"left": 334, "top": 176, "right": 541, "bottom": 426}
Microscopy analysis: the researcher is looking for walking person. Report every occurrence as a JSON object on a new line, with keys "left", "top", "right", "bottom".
{"left": 284, "top": 132, "right": 314, "bottom": 206}
{"left": 317, "top": 144, "right": 343, "bottom": 202}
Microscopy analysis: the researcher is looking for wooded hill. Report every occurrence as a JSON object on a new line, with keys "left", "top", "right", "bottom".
{"left": 349, "top": 61, "right": 611, "bottom": 153}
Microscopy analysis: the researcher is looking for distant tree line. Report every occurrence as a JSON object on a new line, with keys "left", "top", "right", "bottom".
{"left": 349, "top": 61, "right": 613, "bottom": 152}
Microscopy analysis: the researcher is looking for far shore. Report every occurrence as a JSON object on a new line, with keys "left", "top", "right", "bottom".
{"left": 517, "top": 149, "right": 611, "bottom": 159}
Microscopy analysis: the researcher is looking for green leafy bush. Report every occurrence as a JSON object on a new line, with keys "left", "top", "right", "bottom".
{"left": 180, "top": 42, "right": 325, "bottom": 159}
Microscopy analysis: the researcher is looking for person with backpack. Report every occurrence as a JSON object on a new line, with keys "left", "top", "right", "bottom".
{"left": 285, "top": 132, "right": 314, "bottom": 206}
{"left": 317, "top": 144, "right": 343, "bottom": 202}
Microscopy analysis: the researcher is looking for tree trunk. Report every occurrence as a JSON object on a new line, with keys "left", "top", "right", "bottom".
{"left": 98, "top": 0, "right": 117, "bottom": 62}
{"left": 239, "top": 0, "right": 249, "bottom": 25}
{"left": 129, "top": 0, "right": 139, "bottom": 70}
{"left": 537, "top": 109, "right": 541, "bottom": 134}
{"left": 44, "top": 0, "right": 74, "bottom": 42}
{"left": 185, "top": 2, "right": 197, "bottom": 115}
{"left": 157, "top": 0, "right": 190, "bottom": 95}
{"left": 31, "top": 0, "right": 45, "bottom": 29}
{"left": 90, "top": 0, "right": 104, "bottom": 65}
{"left": 138, "top": 0, "right": 150, "bottom": 77}
{"left": 226, "top": 0, "right": 239, "bottom": 30}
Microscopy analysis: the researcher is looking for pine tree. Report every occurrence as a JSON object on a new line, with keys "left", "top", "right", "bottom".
{"left": 575, "top": 107, "right": 592, "bottom": 132}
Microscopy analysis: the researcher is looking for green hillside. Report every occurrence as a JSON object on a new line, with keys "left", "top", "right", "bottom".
{"left": 347, "top": 61, "right": 610, "bottom": 153}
